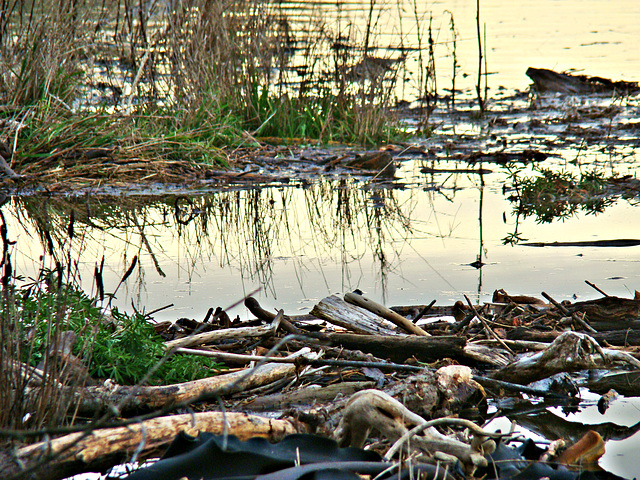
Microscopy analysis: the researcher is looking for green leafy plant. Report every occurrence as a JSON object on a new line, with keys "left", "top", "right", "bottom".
{"left": 13, "top": 281, "right": 223, "bottom": 386}
{"left": 85, "top": 308, "right": 223, "bottom": 385}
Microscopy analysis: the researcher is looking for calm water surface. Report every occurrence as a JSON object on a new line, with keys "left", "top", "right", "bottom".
{"left": 280, "top": 0, "right": 640, "bottom": 100}
{"left": 8, "top": 156, "right": 640, "bottom": 320}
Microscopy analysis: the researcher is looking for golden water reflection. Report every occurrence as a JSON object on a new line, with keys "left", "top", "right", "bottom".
{"left": 279, "top": 0, "right": 640, "bottom": 101}
{"left": 6, "top": 169, "right": 640, "bottom": 325}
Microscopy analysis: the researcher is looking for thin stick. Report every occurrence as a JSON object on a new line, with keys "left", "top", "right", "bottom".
{"left": 474, "top": 0, "right": 484, "bottom": 113}
{"left": 585, "top": 280, "right": 610, "bottom": 297}
{"left": 345, "top": 292, "right": 430, "bottom": 336}
{"left": 541, "top": 291, "right": 570, "bottom": 314}
{"left": 541, "top": 292, "right": 597, "bottom": 333}
{"left": 145, "top": 303, "right": 174, "bottom": 318}
{"left": 176, "top": 347, "right": 424, "bottom": 372}
{"left": 464, "top": 295, "right": 514, "bottom": 355}
{"left": 412, "top": 299, "right": 436, "bottom": 323}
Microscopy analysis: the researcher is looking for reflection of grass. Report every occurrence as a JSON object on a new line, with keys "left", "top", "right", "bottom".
{"left": 509, "top": 168, "right": 613, "bottom": 224}
{"left": 8, "top": 179, "right": 416, "bottom": 303}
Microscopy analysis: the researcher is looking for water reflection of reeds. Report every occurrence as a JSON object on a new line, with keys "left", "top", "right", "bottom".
{"left": 6, "top": 179, "right": 417, "bottom": 308}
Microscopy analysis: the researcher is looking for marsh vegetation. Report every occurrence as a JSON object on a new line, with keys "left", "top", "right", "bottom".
{"left": 0, "top": 0, "right": 435, "bottom": 185}
{"left": 2, "top": 0, "right": 640, "bottom": 478}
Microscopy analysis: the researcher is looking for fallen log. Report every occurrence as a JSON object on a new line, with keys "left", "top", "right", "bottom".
{"left": 460, "top": 149, "right": 549, "bottom": 164}
{"left": 176, "top": 348, "right": 424, "bottom": 372}
{"left": 49, "top": 349, "right": 317, "bottom": 415}
{"left": 523, "top": 239, "right": 640, "bottom": 248}
{"left": 462, "top": 342, "right": 512, "bottom": 366}
{"left": 566, "top": 296, "right": 640, "bottom": 331}
{"left": 244, "top": 297, "right": 303, "bottom": 334}
{"left": 492, "top": 332, "right": 640, "bottom": 385}
{"left": 259, "top": 336, "right": 388, "bottom": 363}
{"left": 311, "top": 294, "right": 398, "bottom": 335}
{"left": 526, "top": 67, "right": 640, "bottom": 95}
{"left": 1, "top": 412, "right": 298, "bottom": 480}
{"left": 585, "top": 371, "right": 640, "bottom": 397}
{"left": 164, "top": 313, "right": 281, "bottom": 350}
{"left": 242, "top": 381, "right": 376, "bottom": 411}
{"left": 302, "top": 331, "right": 466, "bottom": 364}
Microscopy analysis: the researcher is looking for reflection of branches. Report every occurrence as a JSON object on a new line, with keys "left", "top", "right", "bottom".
{"left": 131, "top": 215, "right": 166, "bottom": 277}
{"left": 503, "top": 166, "right": 619, "bottom": 244}
{"left": 502, "top": 211, "right": 528, "bottom": 246}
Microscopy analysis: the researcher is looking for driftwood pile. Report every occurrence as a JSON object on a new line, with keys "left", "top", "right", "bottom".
{"left": 3, "top": 287, "right": 640, "bottom": 479}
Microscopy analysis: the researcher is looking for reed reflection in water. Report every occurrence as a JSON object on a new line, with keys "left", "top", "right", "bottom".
{"left": 6, "top": 178, "right": 459, "bottom": 320}
{"left": 7, "top": 162, "right": 640, "bottom": 322}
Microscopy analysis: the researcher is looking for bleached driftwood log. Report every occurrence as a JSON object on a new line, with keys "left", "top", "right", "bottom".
{"left": 2, "top": 412, "right": 298, "bottom": 480}
{"left": 164, "top": 314, "right": 281, "bottom": 350}
{"left": 311, "top": 294, "right": 398, "bottom": 335}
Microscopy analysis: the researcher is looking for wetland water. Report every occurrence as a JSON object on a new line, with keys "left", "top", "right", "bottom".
{"left": 6, "top": 0, "right": 640, "bottom": 323}
{"left": 7, "top": 155, "right": 640, "bottom": 321}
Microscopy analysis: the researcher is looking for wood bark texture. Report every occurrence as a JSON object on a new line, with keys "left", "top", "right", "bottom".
{"left": 3, "top": 412, "right": 298, "bottom": 480}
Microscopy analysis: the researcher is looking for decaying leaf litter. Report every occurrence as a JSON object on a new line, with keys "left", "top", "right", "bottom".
{"left": 3, "top": 66, "right": 640, "bottom": 480}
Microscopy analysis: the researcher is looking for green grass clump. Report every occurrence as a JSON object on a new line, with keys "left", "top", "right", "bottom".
{"left": 86, "top": 308, "right": 223, "bottom": 385}
{"left": 13, "top": 282, "right": 223, "bottom": 386}
{"left": 4, "top": 101, "right": 236, "bottom": 175}
{"left": 245, "top": 83, "right": 405, "bottom": 144}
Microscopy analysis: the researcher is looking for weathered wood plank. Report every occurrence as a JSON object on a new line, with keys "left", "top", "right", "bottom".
{"left": 311, "top": 294, "right": 398, "bottom": 335}
{"left": 344, "top": 293, "right": 430, "bottom": 336}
